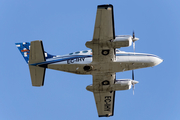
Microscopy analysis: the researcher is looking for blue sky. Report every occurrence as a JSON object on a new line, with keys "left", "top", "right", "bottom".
{"left": 1, "top": 0, "right": 180, "bottom": 120}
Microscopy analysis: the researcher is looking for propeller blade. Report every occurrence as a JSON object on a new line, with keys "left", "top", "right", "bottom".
{"left": 132, "top": 31, "right": 136, "bottom": 53}
{"left": 133, "top": 42, "right": 135, "bottom": 53}
{"left": 132, "top": 70, "right": 135, "bottom": 95}
{"left": 132, "top": 70, "right": 134, "bottom": 80}
{"left": 133, "top": 31, "right": 135, "bottom": 39}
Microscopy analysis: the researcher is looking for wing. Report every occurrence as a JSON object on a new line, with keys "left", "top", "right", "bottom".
{"left": 94, "top": 91, "right": 115, "bottom": 117}
{"left": 90, "top": 4, "right": 116, "bottom": 62}
{"left": 86, "top": 4, "right": 116, "bottom": 117}
{"left": 93, "top": 4, "right": 115, "bottom": 42}
{"left": 92, "top": 73, "right": 116, "bottom": 117}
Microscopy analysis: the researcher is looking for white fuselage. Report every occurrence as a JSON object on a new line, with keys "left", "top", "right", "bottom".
{"left": 45, "top": 49, "right": 163, "bottom": 74}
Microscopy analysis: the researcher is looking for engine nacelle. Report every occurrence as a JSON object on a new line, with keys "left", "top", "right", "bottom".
{"left": 112, "top": 35, "right": 132, "bottom": 48}
{"left": 86, "top": 79, "right": 138, "bottom": 92}
{"left": 114, "top": 79, "right": 132, "bottom": 91}
{"left": 85, "top": 35, "right": 133, "bottom": 49}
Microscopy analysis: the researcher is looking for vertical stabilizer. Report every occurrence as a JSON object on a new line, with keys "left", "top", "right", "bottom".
{"left": 15, "top": 42, "right": 30, "bottom": 63}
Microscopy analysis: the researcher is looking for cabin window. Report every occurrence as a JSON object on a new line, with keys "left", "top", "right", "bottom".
{"left": 69, "top": 53, "right": 73, "bottom": 55}
{"left": 75, "top": 51, "right": 80, "bottom": 54}
{"left": 82, "top": 50, "right": 88, "bottom": 53}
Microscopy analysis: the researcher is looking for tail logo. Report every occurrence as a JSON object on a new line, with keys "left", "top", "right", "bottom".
{"left": 15, "top": 42, "right": 30, "bottom": 63}
{"left": 21, "top": 49, "right": 30, "bottom": 57}
{"left": 16, "top": 42, "right": 55, "bottom": 64}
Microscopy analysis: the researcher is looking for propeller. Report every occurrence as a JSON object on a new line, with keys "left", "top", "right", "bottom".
{"left": 131, "top": 70, "right": 139, "bottom": 95}
{"left": 132, "top": 31, "right": 136, "bottom": 52}
{"left": 132, "top": 31, "right": 139, "bottom": 53}
{"left": 132, "top": 70, "right": 135, "bottom": 95}
{"left": 132, "top": 69, "right": 134, "bottom": 80}
{"left": 131, "top": 31, "right": 139, "bottom": 95}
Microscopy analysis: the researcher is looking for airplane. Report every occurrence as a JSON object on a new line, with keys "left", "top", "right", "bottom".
{"left": 15, "top": 4, "right": 163, "bottom": 117}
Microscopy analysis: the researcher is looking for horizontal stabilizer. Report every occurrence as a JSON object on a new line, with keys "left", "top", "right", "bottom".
{"left": 29, "top": 40, "right": 45, "bottom": 64}
{"left": 29, "top": 65, "right": 46, "bottom": 86}
{"left": 29, "top": 40, "right": 46, "bottom": 87}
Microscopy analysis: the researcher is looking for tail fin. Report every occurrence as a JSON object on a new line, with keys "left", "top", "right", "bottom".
{"left": 15, "top": 42, "right": 54, "bottom": 64}
{"left": 15, "top": 40, "right": 54, "bottom": 87}
{"left": 15, "top": 42, "right": 30, "bottom": 63}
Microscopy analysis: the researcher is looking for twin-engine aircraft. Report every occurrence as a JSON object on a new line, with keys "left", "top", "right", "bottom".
{"left": 15, "top": 4, "right": 163, "bottom": 117}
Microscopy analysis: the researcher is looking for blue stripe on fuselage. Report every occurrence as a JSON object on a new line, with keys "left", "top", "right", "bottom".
{"left": 30, "top": 55, "right": 92, "bottom": 66}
